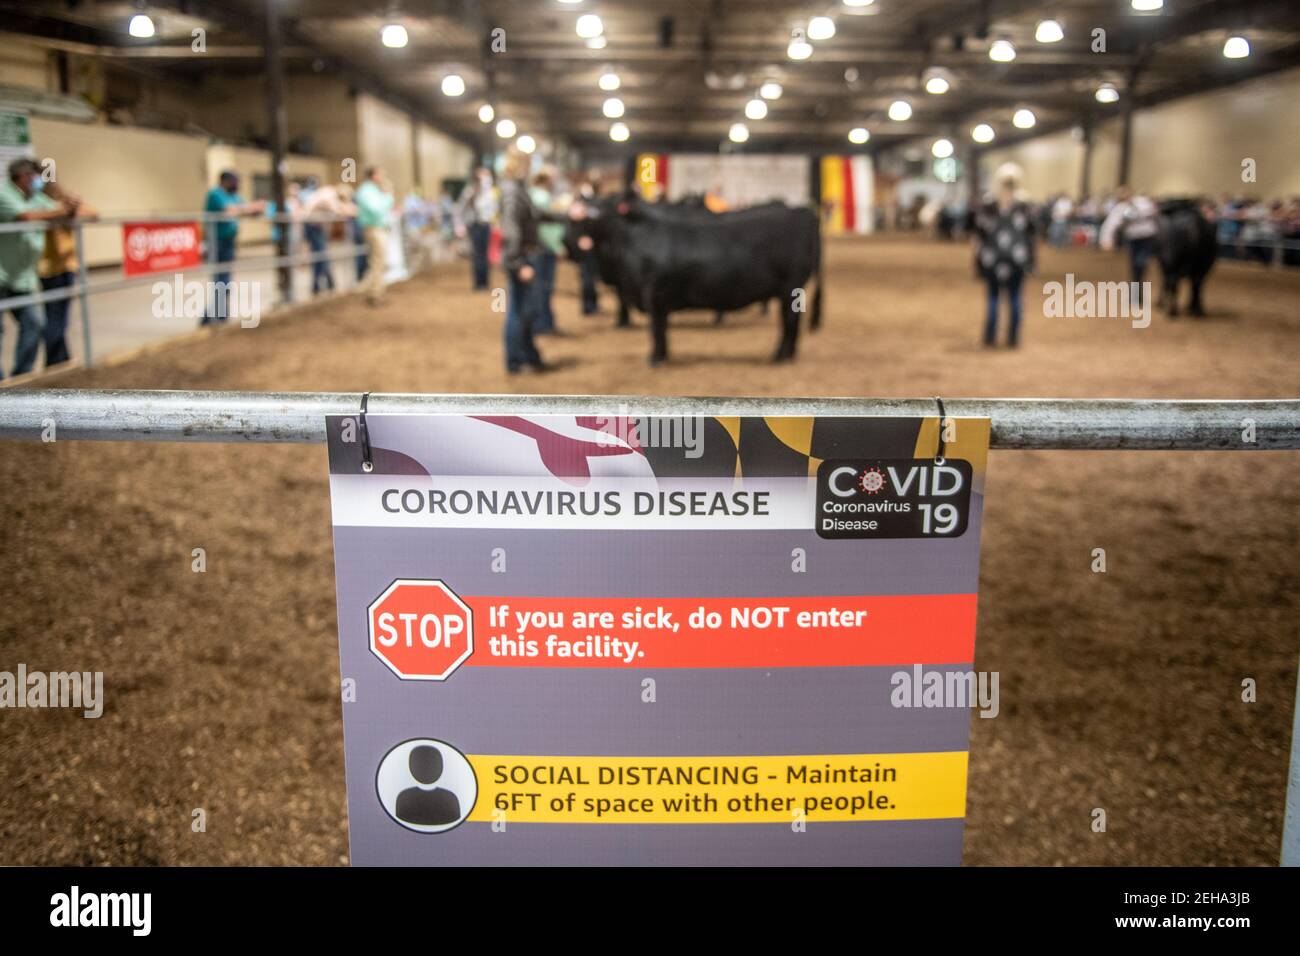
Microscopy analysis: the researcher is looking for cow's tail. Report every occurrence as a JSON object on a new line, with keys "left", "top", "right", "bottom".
{"left": 810, "top": 224, "right": 824, "bottom": 331}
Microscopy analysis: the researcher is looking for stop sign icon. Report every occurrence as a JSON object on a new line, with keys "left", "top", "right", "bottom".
{"left": 368, "top": 579, "right": 474, "bottom": 681}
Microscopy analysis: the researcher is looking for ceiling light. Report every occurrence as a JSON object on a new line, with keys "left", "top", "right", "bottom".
{"left": 925, "top": 75, "right": 949, "bottom": 94}
{"left": 728, "top": 123, "right": 750, "bottom": 143}
{"left": 760, "top": 81, "right": 783, "bottom": 100}
{"left": 1095, "top": 83, "right": 1119, "bottom": 104}
{"left": 576, "top": 14, "right": 603, "bottom": 38}
{"left": 609, "top": 122, "right": 630, "bottom": 142}
{"left": 381, "top": 23, "right": 408, "bottom": 48}
{"left": 989, "top": 39, "right": 1016, "bottom": 62}
{"left": 745, "top": 98, "right": 768, "bottom": 120}
{"left": 128, "top": 14, "right": 155, "bottom": 39}
{"left": 887, "top": 99, "right": 912, "bottom": 121}
{"left": 843, "top": 0, "right": 874, "bottom": 6}
{"left": 478, "top": 103, "right": 495, "bottom": 123}
{"left": 1130, "top": 0, "right": 1163, "bottom": 10}
{"left": 516, "top": 135, "right": 536, "bottom": 154}
{"left": 848, "top": 127, "right": 869, "bottom": 144}
{"left": 495, "top": 118, "right": 516, "bottom": 138}
{"left": 602, "top": 97, "right": 624, "bottom": 118}
{"left": 1035, "top": 19, "right": 1064, "bottom": 43}
{"left": 808, "top": 17, "right": 836, "bottom": 41}
{"left": 787, "top": 37, "right": 813, "bottom": 60}
{"left": 441, "top": 74, "right": 465, "bottom": 97}
{"left": 1012, "top": 108, "right": 1036, "bottom": 129}
{"left": 932, "top": 138, "right": 954, "bottom": 158}
{"left": 1223, "top": 36, "right": 1250, "bottom": 59}
{"left": 971, "top": 123, "right": 995, "bottom": 143}
{"left": 586, "top": 36, "right": 607, "bottom": 49}
{"left": 599, "top": 71, "right": 620, "bottom": 91}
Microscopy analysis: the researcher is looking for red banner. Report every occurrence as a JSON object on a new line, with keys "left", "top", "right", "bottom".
{"left": 121, "top": 221, "right": 202, "bottom": 277}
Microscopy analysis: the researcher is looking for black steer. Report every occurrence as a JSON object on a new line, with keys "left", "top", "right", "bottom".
{"left": 570, "top": 197, "right": 822, "bottom": 364}
{"left": 1156, "top": 199, "right": 1217, "bottom": 317}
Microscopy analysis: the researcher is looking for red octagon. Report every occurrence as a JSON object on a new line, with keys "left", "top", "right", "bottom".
{"left": 368, "top": 579, "right": 474, "bottom": 681}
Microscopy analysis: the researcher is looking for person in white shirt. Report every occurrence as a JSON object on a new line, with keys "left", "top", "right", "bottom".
{"left": 1100, "top": 186, "right": 1160, "bottom": 305}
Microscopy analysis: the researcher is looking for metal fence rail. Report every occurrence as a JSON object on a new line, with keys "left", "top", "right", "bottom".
{"left": 0, "top": 390, "right": 1297, "bottom": 449}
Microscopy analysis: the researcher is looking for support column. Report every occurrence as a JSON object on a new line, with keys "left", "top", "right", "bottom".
{"left": 264, "top": 0, "right": 292, "bottom": 305}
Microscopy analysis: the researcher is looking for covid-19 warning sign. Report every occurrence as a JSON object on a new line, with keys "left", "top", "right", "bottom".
{"left": 326, "top": 411, "right": 990, "bottom": 865}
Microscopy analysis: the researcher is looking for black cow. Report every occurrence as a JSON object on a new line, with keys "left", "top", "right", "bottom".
{"left": 571, "top": 196, "right": 822, "bottom": 364}
{"left": 1156, "top": 199, "right": 1217, "bottom": 317}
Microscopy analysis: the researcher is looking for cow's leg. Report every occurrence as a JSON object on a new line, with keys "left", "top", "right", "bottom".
{"left": 1189, "top": 271, "right": 1207, "bottom": 317}
{"left": 648, "top": 309, "right": 670, "bottom": 365}
{"left": 1166, "top": 275, "right": 1180, "bottom": 317}
{"left": 616, "top": 292, "right": 632, "bottom": 328}
{"left": 714, "top": 310, "right": 725, "bottom": 326}
{"left": 773, "top": 291, "right": 799, "bottom": 362}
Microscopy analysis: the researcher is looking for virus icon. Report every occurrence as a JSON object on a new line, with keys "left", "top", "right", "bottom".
{"left": 858, "top": 467, "right": 886, "bottom": 494}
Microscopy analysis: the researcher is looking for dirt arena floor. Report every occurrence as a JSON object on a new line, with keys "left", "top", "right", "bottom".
{"left": 1, "top": 234, "right": 1297, "bottom": 866}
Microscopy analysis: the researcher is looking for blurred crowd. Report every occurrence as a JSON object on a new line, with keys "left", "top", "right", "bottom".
{"left": 926, "top": 188, "right": 1300, "bottom": 266}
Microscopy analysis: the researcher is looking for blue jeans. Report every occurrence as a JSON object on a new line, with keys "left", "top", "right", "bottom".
{"left": 1129, "top": 236, "right": 1154, "bottom": 303}
{"left": 984, "top": 273, "right": 1023, "bottom": 347}
{"left": 353, "top": 220, "right": 368, "bottom": 281}
{"left": 304, "top": 223, "right": 334, "bottom": 293}
{"left": 504, "top": 257, "right": 544, "bottom": 371}
{"left": 0, "top": 286, "right": 44, "bottom": 378}
{"left": 203, "top": 235, "right": 237, "bottom": 325}
{"left": 469, "top": 222, "right": 491, "bottom": 289}
{"left": 41, "top": 272, "right": 74, "bottom": 366}
{"left": 533, "top": 250, "right": 558, "bottom": 333}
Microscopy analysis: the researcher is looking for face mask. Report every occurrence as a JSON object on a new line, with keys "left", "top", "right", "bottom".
{"left": 28, "top": 178, "right": 44, "bottom": 194}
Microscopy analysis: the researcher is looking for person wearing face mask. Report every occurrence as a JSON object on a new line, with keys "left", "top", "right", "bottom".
{"left": 455, "top": 166, "right": 499, "bottom": 290}
{"left": 202, "top": 171, "right": 267, "bottom": 325}
{"left": 0, "top": 158, "right": 78, "bottom": 378}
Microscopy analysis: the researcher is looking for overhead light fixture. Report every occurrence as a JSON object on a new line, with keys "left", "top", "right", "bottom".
{"left": 887, "top": 99, "right": 912, "bottom": 121}
{"left": 925, "top": 75, "right": 950, "bottom": 95}
{"left": 557, "top": 0, "right": 582, "bottom": 4}
{"left": 599, "top": 71, "right": 620, "bottom": 91}
{"left": 609, "top": 121, "right": 630, "bottom": 142}
{"left": 932, "top": 138, "right": 954, "bottom": 158}
{"left": 989, "top": 39, "right": 1016, "bottom": 62}
{"left": 760, "top": 81, "right": 783, "bottom": 100}
{"left": 441, "top": 74, "right": 465, "bottom": 97}
{"left": 728, "top": 122, "right": 750, "bottom": 143}
{"left": 1012, "top": 108, "right": 1036, "bottom": 129}
{"left": 1095, "top": 83, "right": 1119, "bottom": 103}
{"left": 971, "top": 123, "right": 995, "bottom": 143}
{"left": 586, "top": 36, "right": 607, "bottom": 49}
{"left": 745, "top": 98, "right": 768, "bottom": 120}
{"left": 602, "top": 97, "right": 625, "bottom": 118}
{"left": 1223, "top": 36, "right": 1250, "bottom": 59}
{"left": 496, "top": 118, "right": 517, "bottom": 138}
{"left": 576, "top": 14, "right": 603, "bottom": 38}
{"left": 478, "top": 103, "right": 495, "bottom": 123}
{"left": 381, "top": 23, "right": 408, "bottom": 48}
{"left": 1130, "top": 0, "right": 1163, "bottom": 10}
{"left": 808, "top": 17, "right": 836, "bottom": 41}
{"left": 843, "top": 0, "right": 875, "bottom": 6}
{"left": 787, "top": 36, "right": 813, "bottom": 60}
{"left": 516, "top": 135, "right": 536, "bottom": 154}
{"left": 848, "top": 127, "right": 869, "bottom": 144}
{"left": 1035, "top": 19, "right": 1064, "bottom": 44}
{"left": 128, "top": 14, "right": 156, "bottom": 39}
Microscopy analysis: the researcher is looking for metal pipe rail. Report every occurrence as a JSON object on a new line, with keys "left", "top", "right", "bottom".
{"left": 0, "top": 391, "right": 1297, "bottom": 449}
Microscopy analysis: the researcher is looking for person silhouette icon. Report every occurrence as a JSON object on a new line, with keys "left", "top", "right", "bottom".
{"left": 394, "top": 745, "right": 462, "bottom": 827}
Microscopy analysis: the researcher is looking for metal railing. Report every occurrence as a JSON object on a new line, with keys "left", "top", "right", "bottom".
{"left": 0, "top": 210, "right": 417, "bottom": 371}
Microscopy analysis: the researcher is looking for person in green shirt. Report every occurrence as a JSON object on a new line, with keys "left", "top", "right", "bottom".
{"left": 354, "top": 166, "right": 394, "bottom": 306}
{"left": 0, "top": 157, "right": 78, "bottom": 378}
{"left": 202, "top": 171, "right": 266, "bottom": 325}
{"left": 529, "top": 171, "right": 566, "bottom": 335}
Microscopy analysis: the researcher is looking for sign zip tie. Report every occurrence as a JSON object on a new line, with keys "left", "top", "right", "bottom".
{"left": 359, "top": 391, "right": 373, "bottom": 473}
{"left": 934, "top": 395, "right": 947, "bottom": 464}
